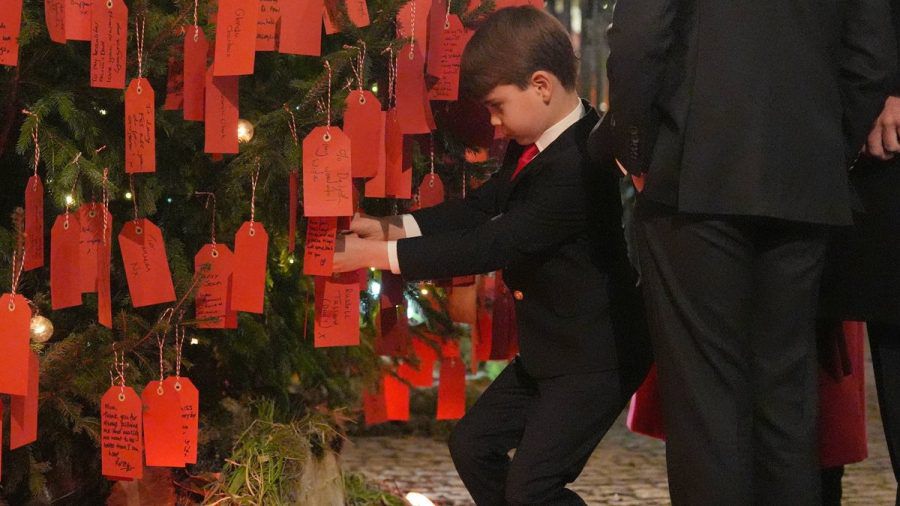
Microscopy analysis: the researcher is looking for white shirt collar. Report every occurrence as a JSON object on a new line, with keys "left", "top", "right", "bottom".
{"left": 534, "top": 100, "right": 585, "bottom": 152}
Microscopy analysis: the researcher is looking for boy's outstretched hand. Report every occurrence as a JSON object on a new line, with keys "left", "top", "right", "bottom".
{"left": 333, "top": 232, "right": 391, "bottom": 273}
{"left": 349, "top": 213, "right": 408, "bottom": 241}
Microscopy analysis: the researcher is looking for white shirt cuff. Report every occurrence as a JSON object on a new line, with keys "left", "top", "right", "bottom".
{"left": 401, "top": 214, "right": 422, "bottom": 238}
{"left": 387, "top": 241, "right": 401, "bottom": 274}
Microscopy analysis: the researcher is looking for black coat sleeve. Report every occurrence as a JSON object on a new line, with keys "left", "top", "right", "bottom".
{"left": 839, "top": 0, "right": 898, "bottom": 158}
{"left": 606, "top": 0, "right": 681, "bottom": 175}
{"left": 396, "top": 173, "right": 586, "bottom": 281}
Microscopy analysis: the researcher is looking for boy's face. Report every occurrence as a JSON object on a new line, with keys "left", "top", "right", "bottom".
{"left": 482, "top": 80, "right": 550, "bottom": 146}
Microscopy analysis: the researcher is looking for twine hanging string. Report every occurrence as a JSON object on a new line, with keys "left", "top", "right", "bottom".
{"left": 9, "top": 212, "right": 25, "bottom": 299}
{"left": 129, "top": 175, "right": 140, "bottom": 222}
{"left": 101, "top": 168, "right": 110, "bottom": 244}
{"left": 249, "top": 160, "right": 261, "bottom": 230}
{"left": 383, "top": 46, "right": 398, "bottom": 109}
{"left": 323, "top": 60, "right": 333, "bottom": 140}
{"left": 22, "top": 110, "right": 40, "bottom": 186}
{"left": 174, "top": 311, "right": 186, "bottom": 383}
{"left": 194, "top": 192, "right": 217, "bottom": 249}
{"left": 343, "top": 41, "right": 368, "bottom": 99}
{"left": 429, "top": 133, "right": 435, "bottom": 176}
{"left": 409, "top": 0, "right": 417, "bottom": 59}
{"left": 154, "top": 307, "right": 175, "bottom": 394}
{"left": 192, "top": 0, "right": 200, "bottom": 41}
{"left": 444, "top": 0, "right": 452, "bottom": 29}
{"left": 135, "top": 16, "right": 147, "bottom": 93}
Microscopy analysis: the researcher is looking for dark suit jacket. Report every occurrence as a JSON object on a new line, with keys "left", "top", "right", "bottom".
{"left": 821, "top": 0, "right": 900, "bottom": 325}
{"left": 602, "top": 0, "right": 897, "bottom": 226}
{"left": 397, "top": 103, "right": 649, "bottom": 378}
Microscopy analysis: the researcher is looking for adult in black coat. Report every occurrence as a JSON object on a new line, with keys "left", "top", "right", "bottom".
{"left": 596, "top": 0, "right": 897, "bottom": 504}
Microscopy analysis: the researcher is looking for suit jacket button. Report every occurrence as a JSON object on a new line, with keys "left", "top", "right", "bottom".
{"left": 513, "top": 290, "right": 524, "bottom": 301}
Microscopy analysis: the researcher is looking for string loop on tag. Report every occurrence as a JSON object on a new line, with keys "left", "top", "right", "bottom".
{"left": 22, "top": 110, "right": 40, "bottom": 181}
{"left": 135, "top": 16, "right": 146, "bottom": 91}
{"left": 193, "top": 0, "right": 200, "bottom": 41}
{"left": 129, "top": 174, "right": 140, "bottom": 222}
{"left": 250, "top": 160, "right": 261, "bottom": 230}
{"left": 10, "top": 210, "right": 25, "bottom": 297}
{"left": 383, "top": 47, "right": 398, "bottom": 108}
{"left": 195, "top": 192, "right": 217, "bottom": 248}
{"left": 344, "top": 41, "right": 368, "bottom": 96}
{"left": 155, "top": 307, "right": 174, "bottom": 390}
{"left": 444, "top": 0, "right": 452, "bottom": 29}
{"left": 324, "top": 60, "right": 333, "bottom": 139}
{"left": 174, "top": 311, "right": 185, "bottom": 384}
{"left": 101, "top": 168, "right": 110, "bottom": 244}
{"left": 409, "top": 0, "right": 417, "bottom": 59}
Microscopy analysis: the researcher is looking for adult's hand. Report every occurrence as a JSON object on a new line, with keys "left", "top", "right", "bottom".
{"left": 865, "top": 96, "right": 900, "bottom": 161}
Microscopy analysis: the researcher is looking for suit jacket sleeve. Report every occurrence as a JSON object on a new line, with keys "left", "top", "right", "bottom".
{"left": 408, "top": 171, "right": 500, "bottom": 235}
{"left": 840, "top": 0, "right": 898, "bottom": 159}
{"left": 606, "top": 0, "right": 681, "bottom": 175}
{"left": 396, "top": 172, "right": 586, "bottom": 281}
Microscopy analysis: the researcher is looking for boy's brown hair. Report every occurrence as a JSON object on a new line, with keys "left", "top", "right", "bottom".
{"left": 460, "top": 6, "right": 578, "bottom": 100}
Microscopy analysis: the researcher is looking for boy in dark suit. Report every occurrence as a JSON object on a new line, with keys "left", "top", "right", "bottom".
{"left": 332, "top": 7, "right": 651, "bottom": 505}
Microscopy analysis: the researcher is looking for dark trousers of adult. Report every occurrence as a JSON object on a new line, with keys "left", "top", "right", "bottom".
{"left": 868, "top": 322, "right": 900, "bottom": 506}
{"left": 635, "top": 200, "right": 828, "bottom": 505}
{"left": 448, "top": 358, "right": 646, "bottom": 505}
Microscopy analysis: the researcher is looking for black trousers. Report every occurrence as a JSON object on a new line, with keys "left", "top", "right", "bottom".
{"left": 635, "top": 201, "right": 828, "bottom": 505}
{"left": 448, "top": 358, "right": 646, "bottom": 505}
{"left": 868, "top": 322, "right": 900, "bottom": 506}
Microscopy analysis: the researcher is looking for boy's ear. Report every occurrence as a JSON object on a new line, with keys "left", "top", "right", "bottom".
{"left": 530, "top": 71, "right": 554, "bottom": 103}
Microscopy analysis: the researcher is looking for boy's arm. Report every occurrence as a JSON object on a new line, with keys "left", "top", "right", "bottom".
{"left": 406, "top": 173, "right": 501, "bottom": 235}
{"left": 395, "top": 175, "right": 585, "bottom": 281}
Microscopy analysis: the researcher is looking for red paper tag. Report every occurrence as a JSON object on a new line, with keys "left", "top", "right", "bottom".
{"left": 384, "top": 372, "right": 410, "bottom": 421}
{"left": 231, "top": 221, "right": 268, "bottom": 313}
{"left": 163, "top": 376, "right": 199, "bottom": 464}
{"left": 278, "top": 0, "right": 323, "bottom": 56}
{"left": 9, "top": 350, "right": 39, "bottom": 450}
{"left": 288, "top": 170, "right": 298, "bottom": 253}
{"left": 437, "top": 356, "right": 466, "bottom": 420}
{"left": 302, "top": 126, "right": 353, "bottom": 217}
{"left": 344, "top": 91, "right": 385, "bottom": 179}
{"left": 51, "top": 213, "right": 83, "bottom": 309}
{"left": 97, "top": 207, "right": 113, "bottom": 328}
{"left": 398, "top": 337, "right": 437, "bottom": 387}
{"left": 118, "top": 219, "right": 177, "bottom": 308}
{"left": 195, "top": 243, "right": 235, "bottom": 328}
{"left": 396, "top": 0, "right": 430, "bottom": 45}
{"left": 396, "top": 44, "right": 433, "bottom": 134}
{"left": 303, "top": 217, "right": 337, "bottom": 276}
{"left": 418, "top": 173, "right": 444, "bottom": 208}
{"left": 101, "top": 386, "right": 144, "bottom": 480}
{"left": 314, "top": 273, "right": 360, "bottom": 347}
{"left": 142, "top": 380, "right": 185, "bottom": 467}
{"left": 90, "top": 0, "right": 128, "bottom": 89}
{"left": 256, "top": 0, "right": 280, "bottom": 51}
{"left": 45, "top": 0, "right": 66, "bottom": 44}
{"left": 363, "top": 385, "right": 388, "bottom": 427}
{"left": 125, "top": 79, "right": 157, "bottom": 173}
{"left": 441, "top": 338, "right": 460, "bottom": 358}
{"left": 77, "top": 205, "right": 104, "bottom": 293}
{"left": 377, "top": 306, "right": 411, "bottom": 356}
{"left": 0, "top": 294, "right": 30, "bottom": 396}
{"left": 363, "top": 110, "right": 388, "bottom": 197}
{"left": 204, "top": 67, "right": 239, "bottom": 154}
{"left": 24, "top": 176, "right": 44, "bottom": 271}
{"left": 65, "top": 0, "right": 92, "bottom": 40}
{"left": 323, "top": 0, "right": 370, "bottom": 34}
{"left": 383, "top": 109, "right": 406, "bottom": 197}
{"left": 163, "top": 49, "right": 185, "bottom": 111}
{"left": 380, "top": 271, "right": 404, "bottom": 308}
{"left": 426, "top": 15, "right": 471, "bottom": 101}
{"left": 214, "top": 0, "right": 260, "bottom": 76}
{"left": 183, "top": 27, "right": 209, "bottom": 122}
{"left": 0, "top": 0, "right": 23, "bottom": 67}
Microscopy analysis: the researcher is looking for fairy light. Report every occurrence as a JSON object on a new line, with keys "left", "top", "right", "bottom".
{"left": 64, "top": 194, "right": 74, "bottom": 205}
{"left": 124, "top": 191, "right": 133, "bottom": 200}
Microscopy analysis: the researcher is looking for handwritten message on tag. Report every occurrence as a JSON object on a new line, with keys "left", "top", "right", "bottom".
{"left": 427, "top": 15, "right": 471, "bottom": 101}
{"left": 125, "top": 79, "right": 156, "bottom": 173}
{"left": 101, "top": 386, "right": 143, "bottom": 480}
{"left": 163, "top": 376, "right": 199, "bottom": 464}
{"left": 324, "top": 0, "right": 370, "bottom": 34}
{"left": 45, "top": 0, "right": 66, "bottom": 44}
{"left": 195, "top": 244, "right": 235, "bottom": 328}
{"left": 303, "top": 217, "right": 337, "bottom": 276}
{"left": 24, "top": 176, "right": 44, "bottom": 271}
{"left": 214, "top": 0, "right": 259, "bottom": 76}
{"left": 0, "top": 0, "right": 23, "bottom": 67}
{"left": 204, "top": 68, "right": 239, "bottom": 154}
{"left": 90, "top": 0, "right": 127, "bottom": 89}
{"left": 302, "top": 126, "right": 353, "bottom": 217}
{"left": 256, "top": 0, "right": 280, "bottom": 50}
{"left": 314, "top": 273, "right": 360, "bottom": 347}
{"left": 118, "top": 219, "right": 176, "bottom": 308}
{"left": 65, "top": 0, "right": 92, "bottom": 40}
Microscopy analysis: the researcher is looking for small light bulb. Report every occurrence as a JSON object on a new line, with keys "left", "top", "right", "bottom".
{"left": 99, "top": 109, "right": 108, "bottom": 116}
{"left": 369, "top": 267, "right": 376, "bottom": 272}
{"left": 420, "top": 288, "right": 429, "bottom": 295}
{"left": 64, "top": 194, "right": 74, "bottom": 205}
{"left": 190, "top": 337, "right": 199, "bottom": 345}
{"left": 124, "top": 191, "right": 133, "bottom": 200}
{"left": 166, "top": 197, "right": 173, "bottom": 203}
{"left": 288, "top": 256, "right": 295, "bottom": 264}
{"left": 371, "top": 83, "right": 379, "bottom": 93}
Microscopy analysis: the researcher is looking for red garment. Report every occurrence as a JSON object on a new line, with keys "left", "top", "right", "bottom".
{"left": 627, "top": 321, "right": 868, "bottom": 467}
{"left": 510, "top": 144, "right": 539, "bottom": 180}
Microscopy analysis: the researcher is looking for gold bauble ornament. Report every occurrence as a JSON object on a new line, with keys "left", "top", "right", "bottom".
{"left": 237, "top": 119, "right": 255, "bottom": 143}
{"left": 30, "top": 314, "right": 54, "bottom": 343}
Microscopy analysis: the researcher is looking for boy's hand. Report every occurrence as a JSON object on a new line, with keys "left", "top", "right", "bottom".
{"left": 349, "top": 213, "right": 408, "bottom": 241}
{"left": 333, "top": 233, "right": 391, "bottom": 272}
{"left": 865, "top": 96, "right": 900, "bottom": 161}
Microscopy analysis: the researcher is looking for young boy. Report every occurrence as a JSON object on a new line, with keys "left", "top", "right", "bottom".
{"left": 333, "top": 7, "right": 651, "bottom": 504}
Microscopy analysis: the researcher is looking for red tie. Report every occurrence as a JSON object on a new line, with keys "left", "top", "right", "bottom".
{"left": 511, "top": 144, "right": 539, "bottom": 180}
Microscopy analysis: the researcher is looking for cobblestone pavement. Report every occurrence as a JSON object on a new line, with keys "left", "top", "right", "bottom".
{"left": 344, "top": 356, "right": 895, "bottom": 505}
